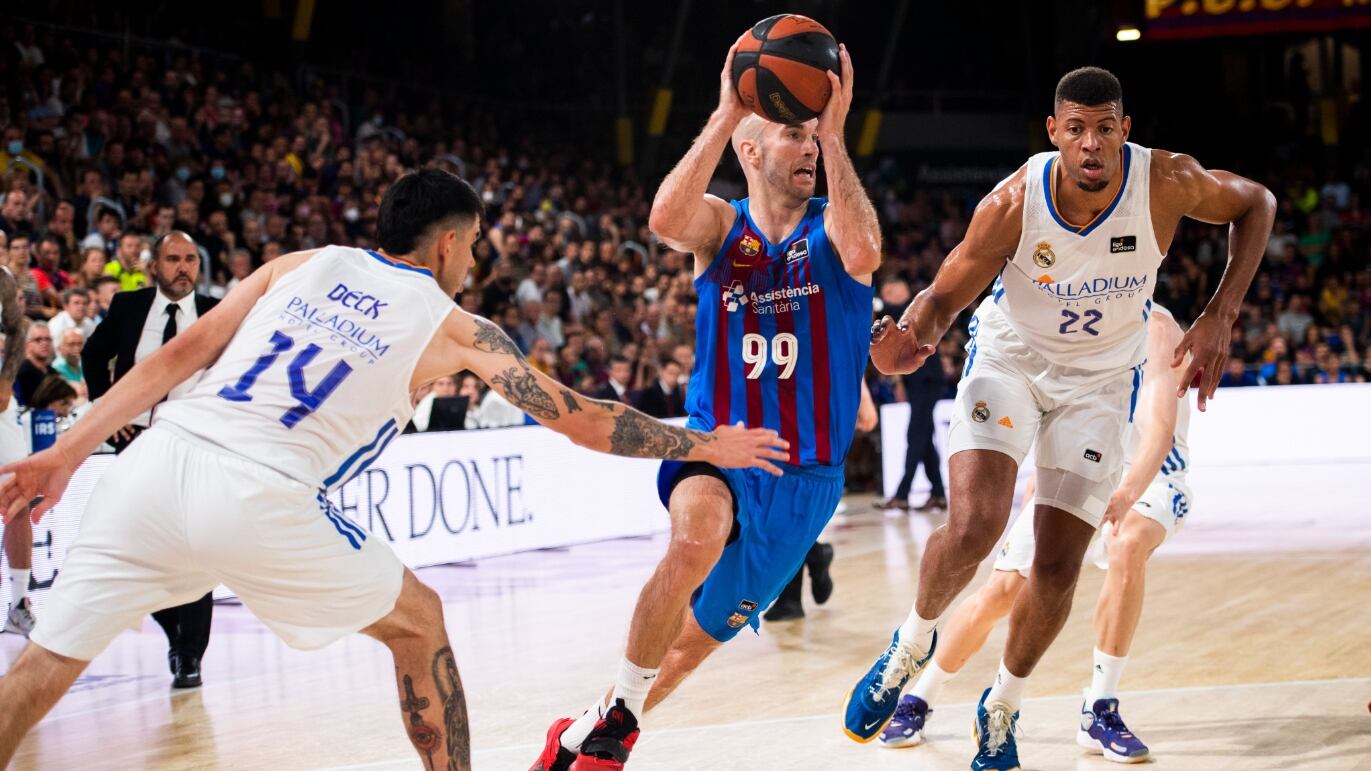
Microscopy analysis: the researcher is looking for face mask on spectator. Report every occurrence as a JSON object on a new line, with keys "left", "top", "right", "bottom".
{"left": 176, "top": 166, "right": 191, "bottom": 181}
{"left": 219, "top": 192, "right": 234, "bottom": 208}
{"left": 211, "top": 166, "right": 226, "bottom": 181}
{"left": 6, "top": 141, "right": 21, "bottom": 156}
{"left": 344, "top": 206, "right": 359, "bottom": 223}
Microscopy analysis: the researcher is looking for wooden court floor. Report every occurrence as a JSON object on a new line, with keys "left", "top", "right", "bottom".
{"left": 3, "top": 494, "right": 1370, "bottom": 770}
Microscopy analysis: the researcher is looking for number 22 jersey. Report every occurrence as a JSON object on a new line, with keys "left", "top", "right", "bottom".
{"left": 156, "top": 246, "right": 456, "bottom": 490}
{"left": 687, "top": 198, "right": 874, "bottom": 467}
{"left": 990, "top": 141, "right": 1165, "bottom": 372}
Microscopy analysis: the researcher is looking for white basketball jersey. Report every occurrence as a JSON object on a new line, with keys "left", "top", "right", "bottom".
{"left": 156, "top": 246, "right": 456, "bottom": 490}
{"left": 996, "top": 142, "right": 1164, "bottom": 371}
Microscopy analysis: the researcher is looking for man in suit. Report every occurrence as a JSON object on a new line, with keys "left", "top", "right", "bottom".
{"left": 635, "top": 358, "right": 685, "bottom": 419}
{"left": 590, "top": 354, "right": 634, "bottom": 403}
{"left": 81, "top": 230, "right": 218, "bottom": 689}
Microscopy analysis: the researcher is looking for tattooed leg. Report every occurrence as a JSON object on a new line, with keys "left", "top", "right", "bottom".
{"left": 364, "top": 571, "right": 470, "bottom": 771}
{"left": 0, "top": 643, "right": 90, "bottom": 766}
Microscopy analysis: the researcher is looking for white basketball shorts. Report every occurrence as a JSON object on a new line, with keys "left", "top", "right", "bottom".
{"left": 31, "top": 424, "right": 404, "bottom": 660}
{"left": 948, "top": 302, "right": 1142, "bottom": 527}
{"left": 993, "top": 473, "right": 1192, "bottom": 576}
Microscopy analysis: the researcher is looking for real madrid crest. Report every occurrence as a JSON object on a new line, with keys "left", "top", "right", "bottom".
{"left": 972, "top": 400, "right": 990, "bottom": 423}
{"left": 1032, "top": 241, "right": 1055, "bottom": 268}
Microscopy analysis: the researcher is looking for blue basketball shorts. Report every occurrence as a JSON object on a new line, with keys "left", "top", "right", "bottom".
{"left": 657, "top": 460, "right": 846, "bottom": 642}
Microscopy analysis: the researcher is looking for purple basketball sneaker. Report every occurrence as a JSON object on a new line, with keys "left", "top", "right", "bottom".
{"left": 879, "top": 694, "right": 931, "bottom": 748}
{"left": 1077, "top": 692, "right": 1150, "bottom": 763}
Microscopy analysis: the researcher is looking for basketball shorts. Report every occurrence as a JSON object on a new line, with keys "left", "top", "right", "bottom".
{"left": 657, "top": 460, "right": 845, "bottom": 642}
{"left": 993, "top": 473, "right": 1193, "bottom": 577}
{"left": 31, "top": 424, "right": 404, "bottom": 661}
{"left": 949, "top": 305, "right": 1142, "bottom": 528}
{"left": 0, "top": 404, "right": 26, "bottom": 465}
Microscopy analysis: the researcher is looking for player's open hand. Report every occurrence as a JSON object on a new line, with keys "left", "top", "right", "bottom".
{"left": 718, "top": 35, "right": 750, "bottom": 123}
{"left": 870, "top": 316, "right": 935, "bottom": 375}
{"left": 1172, "top": 310, "right": 1230, "bottom": 412}
{"left": 0, "top": 446, "right": 77, "bottom": 524}
{"left": 704, "top": 422, "right": 790, "bottom": 476}
{"left": 817, "top": 43, "right": 852, "bottom": 141}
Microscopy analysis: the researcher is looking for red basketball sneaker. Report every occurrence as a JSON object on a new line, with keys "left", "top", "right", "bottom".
{"left": 529, "top": 717, "right": 577, "bottom": 771}
{"left": 570, "top": 699, "right": 640, "bottom": 770}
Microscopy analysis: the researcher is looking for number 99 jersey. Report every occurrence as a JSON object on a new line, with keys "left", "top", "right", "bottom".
{"left": 687, "top": 198, "right": 874, "bottom": 467}
{"left": 997, "top": 142, "right": 1164, "bottom": 372}
{"left": 156, "top": 246, "right": 456, "bottom": 491}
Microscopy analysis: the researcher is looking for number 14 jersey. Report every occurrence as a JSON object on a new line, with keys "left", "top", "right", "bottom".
{"left": 997, "top": 142, "right": 1164, "bottom": 372}
{"left": 156, "top": 246, "right": 456, "bottom": 490}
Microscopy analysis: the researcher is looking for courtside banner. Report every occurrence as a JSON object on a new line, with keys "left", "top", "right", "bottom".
{"left": 325, "top": 423, "right": 674, "bottom": 567}
{"left": 1143, "top": 0, "right": 1371, "bottom": 40}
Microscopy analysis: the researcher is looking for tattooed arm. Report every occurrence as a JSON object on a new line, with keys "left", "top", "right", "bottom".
{"left": 413, "top": 311, "right": 790, "bottom": 472}
{"left": 0, "top": 268, "right": 31, "bottom": 410}
{"left": 817, "top": 45, "right": 881, "bottom": 282}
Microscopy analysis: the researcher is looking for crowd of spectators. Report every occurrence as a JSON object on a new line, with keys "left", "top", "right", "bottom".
{"left": 1, "top": 22, "right": 1366, "bottom": 444}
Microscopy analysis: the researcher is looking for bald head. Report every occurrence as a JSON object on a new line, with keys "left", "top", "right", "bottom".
{"left": 730, "top": 114, "right": 768, "bottom": 161}
{"left": 729, "top": 114, "right": 820, "bottom": 205}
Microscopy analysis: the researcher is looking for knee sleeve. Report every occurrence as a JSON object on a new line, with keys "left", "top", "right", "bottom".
{"left": 1032, "top": 466, "right": 1118, "bottom": 529}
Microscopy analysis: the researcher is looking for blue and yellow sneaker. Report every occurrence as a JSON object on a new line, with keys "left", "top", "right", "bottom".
{"left": 971, "top": 688, "right": 1021, "bottom": 771}
{"left": 879, "top": 694, "right": 932, "bottom": 748}
{"left": 1076, "top": 692, "right": 1149, "bottom": 763}
{"left": 842, "top": 630, "right": 936, "bottom": 742}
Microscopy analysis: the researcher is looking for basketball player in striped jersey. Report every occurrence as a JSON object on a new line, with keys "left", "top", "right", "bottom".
{"left": 843, "top": 67, "right": 1273, "bottom": 770}
{"left": 881, "top": 305, "right": 1194, "bottom": 763}
{"left": 0, "top": 169, "right": 788, "bottom": 770}
{"left": 532, "top": 41, "right": 879, "bottom": 770}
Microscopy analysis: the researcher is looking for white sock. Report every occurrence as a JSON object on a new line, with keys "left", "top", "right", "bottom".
{"left": 559, "top": 658, "right": 658, "bottom": 752}
{"left": 897, "top": 605, "right": 939, "bottom": 653}
{"left": 1087, "top": 648, "right": 1128, "bottom": 704}
{"left": 986, "top": 659, "right": 1027, "bottom": 712}
{"left": 909, "top": 658, "right": 957, "bottom": 705}
{"left": 609, "top": 657, "right": 658, "bottom": 719}
{"left": 10, "top": 569, "right": 29, "bottom": 605}
{"left": 560, "top": 696, "right": 609, "bottom": 752}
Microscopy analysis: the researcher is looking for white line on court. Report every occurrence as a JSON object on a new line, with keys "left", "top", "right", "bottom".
{"left": 321, "top": 675, "right": 1371, "bottom": 769}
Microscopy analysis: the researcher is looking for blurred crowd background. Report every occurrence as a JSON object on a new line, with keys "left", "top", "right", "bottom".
{"left": 2, "top": 3, "right": 1366, "bottom": 488}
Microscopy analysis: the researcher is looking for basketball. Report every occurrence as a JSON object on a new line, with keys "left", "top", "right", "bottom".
{"left": 731, "top": 14, "right": 839, "bottom": 124}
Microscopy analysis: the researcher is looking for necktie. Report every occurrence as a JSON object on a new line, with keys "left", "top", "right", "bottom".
{"left": 162, "top": 304, "right": 180, "bottom": 345}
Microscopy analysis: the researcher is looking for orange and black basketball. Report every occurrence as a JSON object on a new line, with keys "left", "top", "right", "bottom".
{"left": 732, "top": 15, "right": 839, "bottom": 124}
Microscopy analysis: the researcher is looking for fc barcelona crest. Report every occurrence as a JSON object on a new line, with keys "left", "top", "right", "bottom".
{"left": 1032, "top": 241, "right": 1055, "bottom": 268}
{"left": 739, "top": 234, "right": 761, "bottom": 257}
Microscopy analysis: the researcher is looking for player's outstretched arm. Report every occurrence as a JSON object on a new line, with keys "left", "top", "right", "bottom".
{"left": 0, "top": 250, "right": 319, "bottom": 523}
{"left": 421, "top": 311, "right": 790, "bottom": 474}
{"left": 817, "top": 44, "right": 881, "bottom": 281}
{"left": 869, "top": 167, "right": 1026, "bottom": 375}
{"left": 1102, "top": 314, "right": 1184, "bottom": 527}
{"left": 647, "top": 37, "right": 748, "bottom": 258}
{"left": 1155, "top": 152, "right": 1276, "bottom": 411}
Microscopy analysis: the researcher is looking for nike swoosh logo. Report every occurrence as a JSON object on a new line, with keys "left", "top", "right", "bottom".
{"left": 733, "top": 261, "right": 752, "bottom": 267}
{"left": 863, "top": 719, "right": 882, "bottom": 731}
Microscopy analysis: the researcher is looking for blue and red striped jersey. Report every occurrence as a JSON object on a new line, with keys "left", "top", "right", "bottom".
{"left": 686, "top": 197, "right": 873, "bottom": 467}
